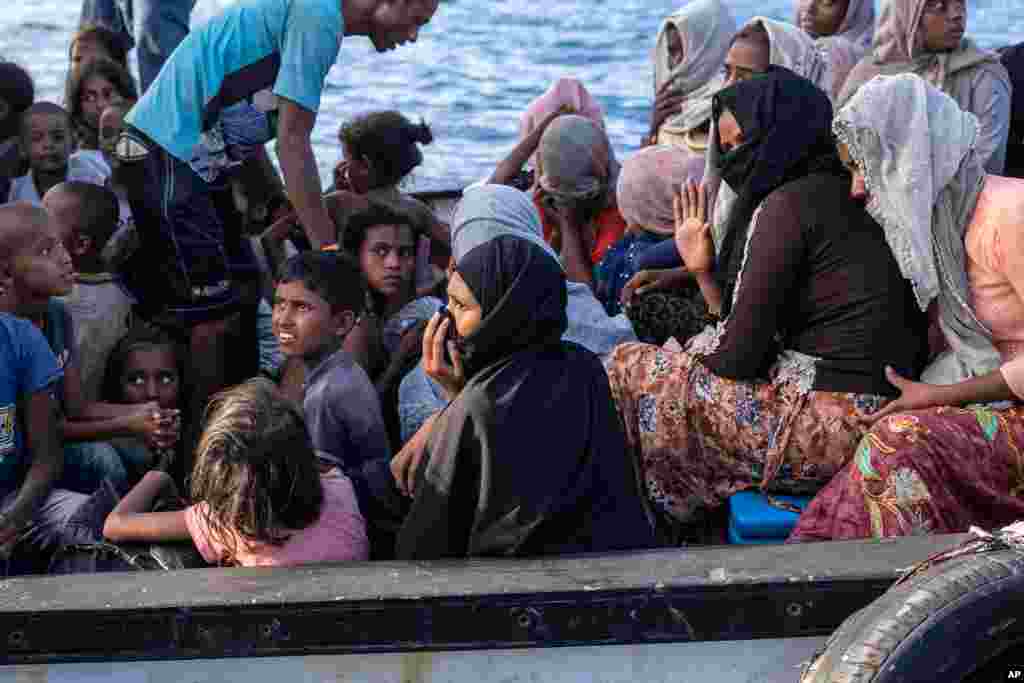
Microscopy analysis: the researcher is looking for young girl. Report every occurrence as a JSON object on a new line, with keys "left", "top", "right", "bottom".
{"left": 103, "top": 378, "right": 370, "bottom": 566}
{"left": 66, "top": 58, "right": 137, "bottom": 152}
{"left": 101, "top": 326, "right": 184, "bottom": 477}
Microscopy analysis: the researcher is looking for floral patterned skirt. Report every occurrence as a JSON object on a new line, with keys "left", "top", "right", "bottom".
{"left": 789, "top": 406, "right": 1024, "bottom": 541}
{"left": 604, "top": 342, "right": 885, "bottom": 524}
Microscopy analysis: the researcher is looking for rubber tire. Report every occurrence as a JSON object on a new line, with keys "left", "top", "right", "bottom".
{"left": 800, "top": 547, "right": 1024, "bottom": 682}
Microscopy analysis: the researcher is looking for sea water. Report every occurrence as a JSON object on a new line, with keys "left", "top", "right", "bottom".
{"left": 1, "top": 0, "right": 1022, "bottom": 191}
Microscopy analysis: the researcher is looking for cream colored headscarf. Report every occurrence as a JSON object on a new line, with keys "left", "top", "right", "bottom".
{"left": 654, "top": 0, "right": 737, "bottom": 137}
{"left": 835, "top": 73, "right": 1000, "bottom": 383}
{"left": 796, "top": 0, "right": 875, "bottom": 53}
{"left": 838, "top": 0, "right": 1000, "bottom": 101}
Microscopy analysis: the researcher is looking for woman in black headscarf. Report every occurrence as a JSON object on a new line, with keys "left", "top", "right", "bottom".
{"left": 604, "top": 67, "right": 927, "bottom": 530}
{"left": 394, "top": 229, "right": 656, "bottom": 559}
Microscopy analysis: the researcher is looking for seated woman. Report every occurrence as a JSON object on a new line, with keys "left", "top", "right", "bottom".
{"left": 791, "top": 74, "right": 1024, "bottom": 542}
{"left": 837, "top": 0, "right": 1010, "bottom": 173}
{"left": 796, "top": 0, "right": 875, "bottom": 95}
{"left": 491, "top": 110, "right": 625, "bottom": 286}
{"left": 500, "top": 77, "right": 606, "bottom": 192}
{"left": 599, "top": 146, "right": 707, "bottom": 337}
{"left": 100, "top": 325, "right": 185, "bottom": 481}
{"left": 331, "top": 110, "right": 449, "bottom": 266}
{"left": 397, "top": 185, "right": 635, "bottom": 444}
{"left": 103, "top": 378, "right": 369, "bottom": 566}
{"left": 604, "top": 68, "right": 927, "bottom": 528}
{"left": 391, "top": 196, "right": 656, "bottom": 559}
{"left": 645, "top": 0, "right": 736, "bottom": 158}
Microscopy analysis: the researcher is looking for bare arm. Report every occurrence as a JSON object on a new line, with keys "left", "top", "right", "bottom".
{"left": 1, "top": 391, "right": 62, "bottom": 543}
{"left": 276, "top": 97, "right": 333, "bottom": 248}
{"left": 488, "top": 110, "right": 563, "bottom": 186}
{"left": 103, "top": 471, "right": 190, "bottom": 543}
{"left": 555, "top": 211, "right": 594, "bottom": 287}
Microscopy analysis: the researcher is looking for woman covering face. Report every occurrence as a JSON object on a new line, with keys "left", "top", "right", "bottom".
{"left": 394, "top": 185, "right": 655, "bottom": 559}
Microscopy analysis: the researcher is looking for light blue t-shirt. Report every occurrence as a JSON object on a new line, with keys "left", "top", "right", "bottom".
{"left": 126, "top": 0, "right": 344, "bottom": 164}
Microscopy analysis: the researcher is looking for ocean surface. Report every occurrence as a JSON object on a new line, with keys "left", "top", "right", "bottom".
{"left": 1, "top": 0, "right": 1022, "bottom": 191}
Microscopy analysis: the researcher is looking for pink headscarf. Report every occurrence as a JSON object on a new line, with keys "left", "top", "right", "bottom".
{"left": 616, "top": 145, "right": 703, "bottom": 236}
{"left": 519, "top": 78, "right": 606, "bottom": 141}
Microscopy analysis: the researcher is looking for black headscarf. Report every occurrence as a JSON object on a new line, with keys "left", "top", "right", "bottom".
{"left": 395, "top": 235, "right": 656, "bottom": 559}
{"left": 713, "top": 67, "right": 844, "bottom": 316}
{"left": 453, "top": 235, "right": 568, "bottom": 378}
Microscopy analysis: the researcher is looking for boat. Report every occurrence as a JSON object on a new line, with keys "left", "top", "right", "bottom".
{"left": 0, "top": 533, "right": 976, "bottom": 681}
{"left": 2, "top": 188, "right": 1019, "bottom": 681}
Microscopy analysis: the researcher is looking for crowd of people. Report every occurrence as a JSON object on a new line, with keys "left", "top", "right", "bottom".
{"left": 0, "top": 0, "right": 1022, "bottom": 575}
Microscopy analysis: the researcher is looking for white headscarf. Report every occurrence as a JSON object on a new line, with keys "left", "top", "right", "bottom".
{"left": 654, "top": 0, "right": 737, "bottom": 136}
{"left": 835, "top": 73, "right": 999, "bottom": 383}
{"left": 450, "top": 184, "right": 559, "bottom": 265}
{"left": 795, "top": 0, "right": 875, "bottom": 53}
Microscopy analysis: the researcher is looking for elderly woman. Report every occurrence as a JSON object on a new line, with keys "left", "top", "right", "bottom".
{"left": 397, "top": 185, "right": 635, "bottom": 443}
{"left": 837, "top": 0, "right": 1011, "bottom": 173}
{"left": 604, "top": 68, "right": 926, "bottom": 528}
{"left": 791, "top": 74, "right": 1024, "bottom": 542}
{"left": 390, "top": 189, "right": 655, "bottom": 559}
{"left": 645, "top": 0, "right": 736, "bottom": 154}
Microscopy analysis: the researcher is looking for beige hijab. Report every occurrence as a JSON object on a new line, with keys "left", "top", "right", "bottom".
{"left": 839, "top": 0, "right": 1001, "bottom": 105}
{"left": 654, "top": 0, "right": 737, "bottom": 136}
{"left": 796, "top": 0, "right": 875, "bottom": 53}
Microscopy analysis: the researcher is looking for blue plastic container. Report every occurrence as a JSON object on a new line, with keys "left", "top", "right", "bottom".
{"left": 727, "top": 490, "right": 813, "bottom": 543}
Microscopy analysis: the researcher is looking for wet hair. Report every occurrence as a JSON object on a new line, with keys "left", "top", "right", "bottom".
{"left": 19, "top": 102, "right": 71, "bottom": 139}
{"left": 729, "top": 22, "right": 771, "bottom": 51}
{"left": 338, "top": 111, "right": 433, "bottom": 188}
{"left": 277, "top": 251, "right": 366, "bottom": 315}
{"left": 0, "top": 62, "right": 35, "bottom": 140}
{"left": 101, "top": 324, "right": 185, "bottom": 404}
{"left": 340, "top": 202, "right": 416, "bottom": 254}
{"left": 50, "top": 181, "right": 120, "bottom": 253}
{"left": 190, "top": 378, "right": 324, "bottom": 559}
{"left": 69, "top": 24, "right": 129, "bottom": 70}
{"left": 66, "top": 58, "right": 138, "bottom": 145}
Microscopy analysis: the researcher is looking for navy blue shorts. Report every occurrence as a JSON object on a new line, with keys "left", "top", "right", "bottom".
{"left": 114, "top": 125, "right": 249, "bottom": 328}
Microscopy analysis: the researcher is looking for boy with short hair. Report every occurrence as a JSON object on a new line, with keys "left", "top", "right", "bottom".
{"left": 272, "top": 251, "right": 390, "bottom": 472}
{"left": 43, "top": 182, "right": 134, "bottom": 402}
{"left": 0, "top": 203, "right": 176, "bottom": 492}
{"left": 7, "top": 103, "right": 108, "bottom": 204}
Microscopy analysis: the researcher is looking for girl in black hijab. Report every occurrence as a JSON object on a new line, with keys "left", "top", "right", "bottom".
{"left": 604, "top": 68, "right": 926, "bottom": 531}
{"left": 395, "top": 231, "right": 656, "bottom": 559}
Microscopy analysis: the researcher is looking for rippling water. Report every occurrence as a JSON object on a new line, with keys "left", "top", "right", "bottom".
{"left": 1, "top": 0, "right": 1022, "bottom": 191}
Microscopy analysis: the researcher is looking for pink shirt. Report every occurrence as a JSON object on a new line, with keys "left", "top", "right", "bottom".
{"left": 964, "top": 175, "right": 1024, "bottom": 398}
{"left": 185, "top": 469, "right": 369, "bottom": 567}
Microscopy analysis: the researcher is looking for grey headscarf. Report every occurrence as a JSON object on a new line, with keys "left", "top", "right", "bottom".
{"left": 835, "top": 73, "right": 1000, "bottom": 384}
{"left": 654, "top": 0, "right": 736, "bottom": 137}
{"left": 536, "top": 115, "right": 619, "bottom": 207}
{"left": 450, "top": 184, "right": 560, "bottom": 264}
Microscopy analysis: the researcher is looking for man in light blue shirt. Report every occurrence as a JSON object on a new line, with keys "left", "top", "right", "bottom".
{"left": 112, "top": 0, "right": 438, "bottom": 452}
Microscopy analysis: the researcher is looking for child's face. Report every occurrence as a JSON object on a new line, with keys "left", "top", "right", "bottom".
{"left": 80, "top": 75, "right": 125, "bottom": 129}
{"left": 11, "top": 219, "right": 75, "bottom": 299}
{"left": 359, "top": 223, "right": 416, "bottom": 299}
{"left": 272, "top": 280, "right": 351, "bottom": 361}
{"left": 120, "top": 345, "right": 180, "bottom": 409}
{"left": 98, "top": 106, "right": 125, "bottom": 168}
{"left": 40, "top": 189, "right": 79, "bottom": 252}
{"left": 23, "top": 113, "right": 72, "bottom": 174}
